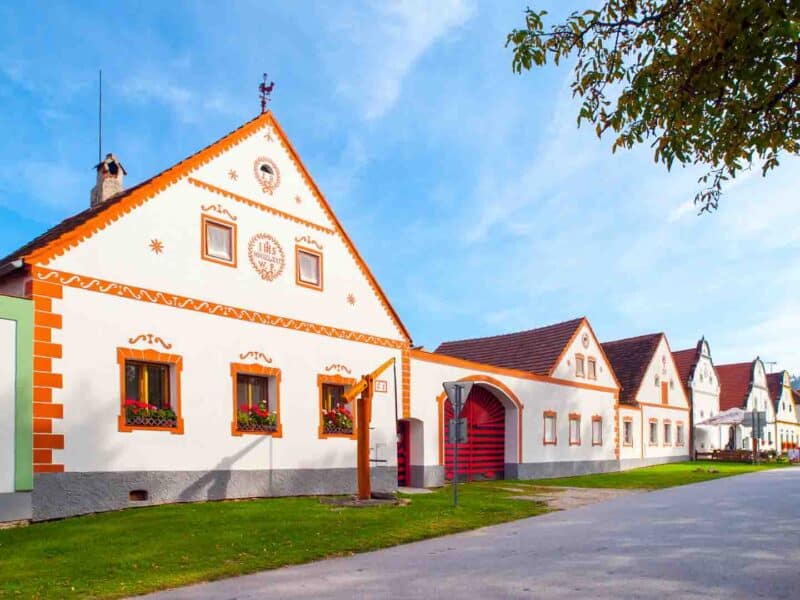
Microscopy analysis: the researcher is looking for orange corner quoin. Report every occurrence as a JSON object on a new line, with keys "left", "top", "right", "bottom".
{"left": 31, "top": 276, "right": 65, "bottom": 473}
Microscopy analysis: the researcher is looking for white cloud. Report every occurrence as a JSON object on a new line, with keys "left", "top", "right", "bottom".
{"left": 331, "top": 0, "right": 476, "bottom": 120}
{"left": 118, "top": 74, "right": 239, "bottom": 124}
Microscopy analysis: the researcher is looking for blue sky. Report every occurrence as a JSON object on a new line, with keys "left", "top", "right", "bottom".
{"left": 2, "top": 1, "right": 799, "bottom": 372}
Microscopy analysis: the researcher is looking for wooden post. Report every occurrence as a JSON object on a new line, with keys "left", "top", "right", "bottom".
{"left": 356, "top": 377, "right": 373, "bottom": 500}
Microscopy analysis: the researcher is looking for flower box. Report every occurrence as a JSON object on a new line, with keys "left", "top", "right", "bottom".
{"left": 322, "top": 405, "right": 353, "bottom": 435}
{"left": 236, "top": 405, "right": 278, "bottom": 433}
{"left": 124, "top": 399, "right": 178, "bottom": 429}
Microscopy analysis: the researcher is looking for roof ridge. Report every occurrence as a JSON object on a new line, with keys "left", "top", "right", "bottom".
{"left": 437, "top": 316, "right": 584, "bottom": 347}
{"left": 602, "top": 332, "right": 662, "bottom": 347}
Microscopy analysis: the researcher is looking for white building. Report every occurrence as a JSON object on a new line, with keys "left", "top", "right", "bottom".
{"left": 768, "top": 370, "right": 800, "bottom": 452}
{"left": 405, "top": 318, "right": 622, "bottom": 486}
{"left": 716, "top": 359, "right": 777, "bottom": 452}
{"left": 0, "top": 112, "right": 411, "bottom": 520}
{"left": 672, "top": 338, "right": 722, "bottom": 455}
{"left": 602, "top": 333, "right": 691, "bottom": 467}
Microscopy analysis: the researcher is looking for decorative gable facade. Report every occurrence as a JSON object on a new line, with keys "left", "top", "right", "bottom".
{"left": 0, "top": 112, "right": 410, "bottom": 520}
{"left": 768, "top": 370, "right": 799, "bottom": 451}
{"left": 717, "top": 359, "right": 777, "bottom": 452}
{"left": 602, "top": 333, "right": 691, "bottom": 467}
{"left": 673, "top": 338, "right": 722, "bottom": 454}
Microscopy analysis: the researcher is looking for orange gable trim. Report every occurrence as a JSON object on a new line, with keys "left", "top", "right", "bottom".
{"left": 21, "top": 110, "right": 411, "bottom": 344}
{"left": 189, "top": 178, "right": 335, "bottom": 235}
{"left": 268, "top": 115, "right": 411, "bottom": 343}
{"left": 34, "top": 267, "right": 407, "bottom": 350}
{"left": 410, "top": 348, "right": 619, "bottom": 394}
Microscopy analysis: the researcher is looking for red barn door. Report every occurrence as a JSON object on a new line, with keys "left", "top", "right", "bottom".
{"left": 397, "top": 420, "right": 410, "bottom": 487}
{"left": 444, "top": 386, "right": 505, "bottom": 481}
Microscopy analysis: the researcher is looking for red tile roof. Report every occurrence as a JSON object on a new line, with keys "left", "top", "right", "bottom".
{"left": 435, "top": 317, "right": 584, "bottom": 376}
{"left": 672, "top": 340, "right": 703, "bottom": 396}
{"left": 716, "top": 362, "right": 755, "bottom": 411}
{"left": 601, "top": 333, "right": 663, "bottom": 405}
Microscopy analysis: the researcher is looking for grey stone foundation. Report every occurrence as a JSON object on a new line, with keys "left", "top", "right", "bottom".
{"left": 0, "top": 492, "right": 32, "bottom": 524}
{"left": 506, "top": 459, "right": 621, "bottom": 480}
{"left": 32, "top": 467, "right": 397, "bottom": 522}
{"left": 409, "top": 465, "right": 444, "bottom": 488}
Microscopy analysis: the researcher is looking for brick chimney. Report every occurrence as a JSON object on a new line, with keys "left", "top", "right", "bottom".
{"left": 90, "top": 153, "right": 126, "bottom": 207}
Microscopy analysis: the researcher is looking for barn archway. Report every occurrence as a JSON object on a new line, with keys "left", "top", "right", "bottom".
{"left": 437, "top": 376, "right": 523, "bottom": 482}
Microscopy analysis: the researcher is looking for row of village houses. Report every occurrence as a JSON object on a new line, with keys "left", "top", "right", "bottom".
{"left": 0, "top": 109, "right": 796, "bottom": 524}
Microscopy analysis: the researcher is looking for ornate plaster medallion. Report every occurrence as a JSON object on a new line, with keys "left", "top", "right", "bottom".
{"left": 581, "top": 332, "right": 590, "bottom": 349}
{"left": 253, "top": 156, "right": 281, "bottom": 194}
{"left": 248, "top": 234, "right": 285, "bottom": 281}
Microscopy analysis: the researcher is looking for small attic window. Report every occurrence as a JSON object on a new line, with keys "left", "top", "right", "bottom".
{"left": 202, "top": 215, "right": 237, "bottom": 267}
{"left": 260, "top": 163, "right": 274, "bottom": 176}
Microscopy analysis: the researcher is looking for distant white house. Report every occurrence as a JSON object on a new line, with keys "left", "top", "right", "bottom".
{"left": 673, "top": 338, "right": 722, "bottom": 454}
{"left": 768, "top": 370, "right": 800, "bottom": 452}
{"left": 716, "top": 359, "right": 777, "bottom": 452}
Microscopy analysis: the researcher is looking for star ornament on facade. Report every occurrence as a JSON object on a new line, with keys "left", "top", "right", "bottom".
{"left": 228, "top": 169, "right": 238, "bottom": 181}
{"left": 294, "top": 194, "right": 302, "bottom": 204}
{"left": 149, "top": 239, "right": 164, "bottom": 255}
{"left": 346, "top": 293, "right": 356, "bottom": 306}
{"left": 264, "top": 131, "right": 274, "bottom": 142}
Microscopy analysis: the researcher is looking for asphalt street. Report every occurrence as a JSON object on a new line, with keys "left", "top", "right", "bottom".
{"left": 145, "top": 467, "right": 800, "bottom": 599}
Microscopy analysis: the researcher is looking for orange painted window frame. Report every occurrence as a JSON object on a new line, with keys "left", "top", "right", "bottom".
{"left": 675, "top": 421, "right": 685, "bottom": 446}
{"left": 295, "top": 245, "right": 324, "bottom": 291}
{"left": 623, "top": 418, "right": 634, "bottom": 446}
{"left": 318, "top": 373, "right": 357, "bottom": 439}
{"left": 201, "top": 214, "right": 237, "bottom": 268}
{"left": 230, "top": 363, "right": 282, "bottom": 437}
{"left": 569, "top": 412, "right": 581, "bottom": 446}
{"left": 575, "top": 354, "right": 585, "bottom": 378}
{"left": 663, "top": 419, "right": 672, "bottom": 446}
{"left": 591, "top": 415, "right": 603, "bottom": 446}
{"left": 543, "top": 410, "right": 557, "bottom": 445}
{"left": 117, "top": 347, "right": 184, "bottom": 434}
{"left": 587, "top": 357, "right": 597, "bottom": 380}
{"left": 648, "top": 418, "right": 659, "bottom": 446}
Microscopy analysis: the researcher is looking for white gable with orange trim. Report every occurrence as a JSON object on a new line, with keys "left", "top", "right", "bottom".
{"left": 627, "top": 335, "right": 690, "bottom": 464}
{"left": 549, "top": 320, "right": 618, "bottom": 389}
{"left": 17, "top": 113, "right": 411, "bottom": 520}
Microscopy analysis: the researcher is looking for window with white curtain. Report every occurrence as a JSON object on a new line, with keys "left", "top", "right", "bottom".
{"left": 297, "top": 247, "right": 322, "bottom": 289}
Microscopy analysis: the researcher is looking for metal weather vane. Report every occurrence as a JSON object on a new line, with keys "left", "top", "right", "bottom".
{"left": 259, "top": 73, "right": 275, "bottom": 114}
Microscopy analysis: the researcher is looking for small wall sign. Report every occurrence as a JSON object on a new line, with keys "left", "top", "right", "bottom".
{"left": 374, "top": 380, "right": 388, "bottom": 393}
{"left": 248, "top": 234, "right": 285, "bottom": 281}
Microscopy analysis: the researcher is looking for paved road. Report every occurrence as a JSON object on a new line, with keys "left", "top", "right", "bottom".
{"left": 146, "top": 468, "right": 800, "bottom": 599}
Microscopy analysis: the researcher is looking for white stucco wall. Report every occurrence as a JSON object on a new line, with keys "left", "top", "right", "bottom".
{"left": 740, "top": 360, "right": 777, "bottom": 451}
{"left": 633, "top": 337, "right": 690, "bottom": 460}
{"left": 773, "top": 371, "right": 800, "bottom": 449}
{"left": 51, "top": 285, "right": 402, "bottom": 472}
{"left": 688, "top": 341, "right": 722, "bottom": 451}
{"left": 0, "top": 318, "right": 16, "bottom": 493}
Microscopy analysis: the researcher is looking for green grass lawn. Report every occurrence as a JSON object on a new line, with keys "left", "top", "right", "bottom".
{"left": 0, "top": 484, "right": 547, "bottom": 600}
{"left": 516, "top": 460, "right": 792, "bottom": 490}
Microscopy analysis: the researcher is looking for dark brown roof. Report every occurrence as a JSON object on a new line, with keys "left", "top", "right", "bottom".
{"left": 434, "top": 317, "right": 584, "bottom": 376}
{"left": 672, "top": 340, "right": 703, "bottom": 396}
{"left": 716, "top": 362, "right": 755, "bottom": 411}
{"left": 0, "top": 179, "right": 149, "bottom": 266}
{"left": 601, "top": 333, "right": 663, "bottom": 405}
{"left": 766, "top": 371, "right": 785, "bottom": 409}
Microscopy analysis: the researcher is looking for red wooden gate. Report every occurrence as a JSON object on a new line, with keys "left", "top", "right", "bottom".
{"left": 397, "top": 420, "right": 410, "bottom": 487}
{"left": 444, "top": 386, "right": 505, "bottom": 481}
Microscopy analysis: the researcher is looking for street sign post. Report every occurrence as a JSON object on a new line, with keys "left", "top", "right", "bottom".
{"left": 443, "top": 381, "right": 473, "bottom": 507}
{"left": 741, "top": 411, "right": 767, "bottom": 463}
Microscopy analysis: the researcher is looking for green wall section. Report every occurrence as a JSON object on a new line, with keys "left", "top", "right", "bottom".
{"left": 0, "top": 295, "right": 33, "bottom": 491}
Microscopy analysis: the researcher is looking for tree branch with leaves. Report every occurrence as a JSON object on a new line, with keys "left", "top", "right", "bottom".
{"left": 508, "top": 0, "right": 800, "bottom": 212}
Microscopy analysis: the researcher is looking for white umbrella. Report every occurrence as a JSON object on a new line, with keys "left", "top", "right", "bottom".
{"left": 696, "top": 407, "right": 745, "bottom": 426}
